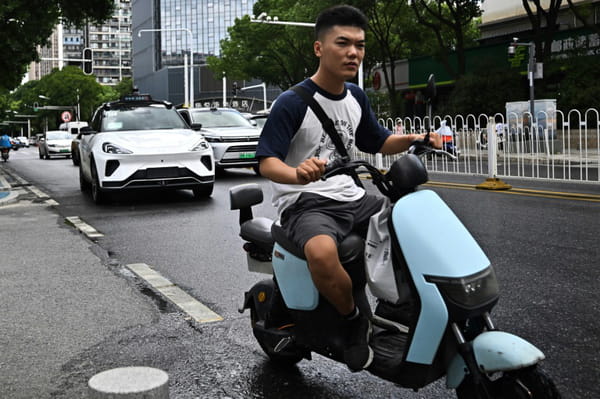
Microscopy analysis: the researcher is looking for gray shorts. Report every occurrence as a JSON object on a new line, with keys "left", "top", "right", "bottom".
{"left": 280, "top": 192, "right": 384, "bottom": 250}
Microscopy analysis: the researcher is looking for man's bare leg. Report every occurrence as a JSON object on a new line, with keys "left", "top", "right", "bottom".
{"left": 304, "top": 234, "right": 354, "bottom": 315}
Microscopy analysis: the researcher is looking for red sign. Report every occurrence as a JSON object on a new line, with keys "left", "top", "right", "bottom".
{"left": 61, "top": 111, "right": 72, "bottom": 122}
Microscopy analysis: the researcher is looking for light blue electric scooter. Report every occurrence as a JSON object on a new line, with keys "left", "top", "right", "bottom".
{"left": 230, "top": 138, "right": 561, "bottom": 398}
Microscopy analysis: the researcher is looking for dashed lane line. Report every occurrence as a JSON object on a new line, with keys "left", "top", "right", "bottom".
{"left": 65, "top": 216, "right": 104, "bottom": 238}
{"left": 127, "top": 263, "right": 223, "bottom": 324}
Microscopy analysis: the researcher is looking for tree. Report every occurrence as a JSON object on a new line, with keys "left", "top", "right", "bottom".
{"left": 0, "top": 0, "right": 114, "bottom": 92}
{"left": 521, "top": 0, "right": 563, "bottom": 63}
{"left": 207, "top": 0, "right": 335, "bottom": 90}
{"left": 409, "top": 0, "right": 482, "bottom": 79}
{"left": 11, "top": 67, "right": 104, "bottom": 130}
{"left": 361, "top": 0, "right": 438, "bottom": 116}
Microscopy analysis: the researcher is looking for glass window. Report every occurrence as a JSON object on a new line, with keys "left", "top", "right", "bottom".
{"left": 190, "top": 110, "right": 252, "bottom": 128}
{"left": 101, "top": 106, "right": 189, "bottom": 132}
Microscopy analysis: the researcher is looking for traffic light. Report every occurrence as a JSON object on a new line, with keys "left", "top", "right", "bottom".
{"left": 82, "top": 48, "right": 93, "bottom": 75}
{"left": 232, "top": 82, "right": 238, "bottom": 97}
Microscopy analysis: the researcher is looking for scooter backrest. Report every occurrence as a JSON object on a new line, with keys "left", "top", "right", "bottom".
{"left": 229, "top": 183, "right": 263, "bottom": 224}
{"left": 387, "top": 154, "right": 428, "bottom": 191}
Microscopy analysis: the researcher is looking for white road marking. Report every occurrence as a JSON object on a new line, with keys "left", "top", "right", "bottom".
{"left": 65, "top": 216, "right": 104, "bottom": 238}
{"left": 27, "top": 185, "right": 49, "bottom": 199}
{"left": 127, "top": 263, "right": 223, "bottom": 323}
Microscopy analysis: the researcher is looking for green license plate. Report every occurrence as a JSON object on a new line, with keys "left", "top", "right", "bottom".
{"left": 60, "top": 149, "right": 70, "bottom": 153}
{"left": 239, "top": 152, "right": 255, "bottom": 159}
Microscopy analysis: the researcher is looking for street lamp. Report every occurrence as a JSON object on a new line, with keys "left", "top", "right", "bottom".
{"left": 508, "top": 38, "right": 536, "bottom": 121}
{"left": 250, "top": 13, "right": 364, "bottom": 89}
{"left": 240, "top": 82, "right": 268, "bottom": 112}
{"left": 138, "top": 28, "right": 195, "bottom": 108}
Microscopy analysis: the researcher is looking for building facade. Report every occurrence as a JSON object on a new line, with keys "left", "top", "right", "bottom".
{"left": 28, "top": 0, "right": 132, "bottom": 86}
{"left": 132, "top": 0, "right": 259, "bottom": 107}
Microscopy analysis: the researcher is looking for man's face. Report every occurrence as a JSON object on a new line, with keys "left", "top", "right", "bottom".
{"left": 315, "top": 25, "right": 365, "bottom": 81}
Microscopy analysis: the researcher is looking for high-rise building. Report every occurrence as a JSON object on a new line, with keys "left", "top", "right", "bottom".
{"left": 28, "top": 0, "right": 132, "bottom": 86}
{"left": 132, "top": 0, "right": 258, "bottom": 106}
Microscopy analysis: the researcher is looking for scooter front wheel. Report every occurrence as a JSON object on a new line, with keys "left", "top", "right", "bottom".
{"left": 456, "top": 365, "right": 561, "bottom": 399}
{"left": 250, "top": 307, "right": 304, "bottom": 366}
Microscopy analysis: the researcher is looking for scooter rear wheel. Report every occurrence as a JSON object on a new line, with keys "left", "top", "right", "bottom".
{"left": 250, "top": 307, "right": 303, "bottom": 366}
{"left": 456, "top": 365, "right": 561, "bottom": 399}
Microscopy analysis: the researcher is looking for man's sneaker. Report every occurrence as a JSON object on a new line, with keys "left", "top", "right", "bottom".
{"left": 343, "top": 313, "right": 374, "bottom": 372}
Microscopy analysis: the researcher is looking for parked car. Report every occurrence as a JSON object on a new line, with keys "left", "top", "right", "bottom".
{"left": 78, "top": 94, "right": 214, "bottom": 204}
{"left": 38, "top": 130, "right": 73, "bottom": 159}
{"left": 16, "top": 136, "right": 29, "bottom": 148}
{"left": 178, "top": 107, "right": 261, "bottom": 174}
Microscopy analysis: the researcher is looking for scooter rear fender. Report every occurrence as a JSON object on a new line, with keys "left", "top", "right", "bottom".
{"left": 446, "top": 331, "right": 545, "bottom": 389}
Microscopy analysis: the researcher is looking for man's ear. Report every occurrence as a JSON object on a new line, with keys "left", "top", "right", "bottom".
{"left": 314, "top": 40, "right": 322, "bottom": 58}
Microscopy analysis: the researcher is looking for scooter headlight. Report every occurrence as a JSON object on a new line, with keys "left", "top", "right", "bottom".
{"left": 426, "top": 266, "right": 499, "bottom": 309}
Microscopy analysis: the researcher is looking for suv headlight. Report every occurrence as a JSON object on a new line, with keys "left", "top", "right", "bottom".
{"left": 426, "top": 267, "right": 499, "bottom": 309}
{"left": 102, "top": 142, "right": 132, "bottom": 154}
{"left": 190, "top": 139, "right": 210, "bottom": 151}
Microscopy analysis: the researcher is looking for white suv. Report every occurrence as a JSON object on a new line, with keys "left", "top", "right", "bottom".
{"left": 178, "top": 107, "right": 261, "bottom": 175}
{"left": 78, "top": 94, "right": 214, "bottom": 204}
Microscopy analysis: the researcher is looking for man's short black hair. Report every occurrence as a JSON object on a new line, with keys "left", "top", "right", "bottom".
{"left": 315, "top": 5, "right": 368, "bottom": 40}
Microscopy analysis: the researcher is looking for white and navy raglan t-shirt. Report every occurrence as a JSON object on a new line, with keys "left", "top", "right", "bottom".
{"left": 256, "top": 78, "right": 391, "bottom": 216}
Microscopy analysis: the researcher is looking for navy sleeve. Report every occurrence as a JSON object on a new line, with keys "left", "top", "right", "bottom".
{"left": 256, "top": 90, "right": 307, "bottom": 161}
{"left": 348, "top": 84, "right": 391, "bottom": 154}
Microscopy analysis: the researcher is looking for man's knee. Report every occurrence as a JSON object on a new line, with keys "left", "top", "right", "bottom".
{"left": 304, "top": 235, "right": 338, "bottom": 270}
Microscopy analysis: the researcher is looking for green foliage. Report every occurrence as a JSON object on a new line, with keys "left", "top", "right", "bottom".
{"left": 10, "top": 67, "right": 104, "bottom": 130}
{"left": 541, "top": 56, "right": 600, "bottom": 112}
{"left": 0, "top": 0, "right": 113, "bottom": 92}
{"left": 440, "top": 64, "right": 527, "bottom": 116}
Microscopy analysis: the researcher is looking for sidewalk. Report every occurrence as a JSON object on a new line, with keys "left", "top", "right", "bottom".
{"left": 0, "top": 165, "right": 155, "bottom": 398}
{"left": 0, "top": 166, "right": 19, "bottom": 205}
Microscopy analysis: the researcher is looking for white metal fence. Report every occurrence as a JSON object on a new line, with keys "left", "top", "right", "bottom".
{"left": 359, "top": 109, "right": 600, "bottom": 183}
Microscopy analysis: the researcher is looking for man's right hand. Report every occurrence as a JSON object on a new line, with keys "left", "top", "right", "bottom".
{"left": 296, "top": 157, "right": 326, "bottom": 184}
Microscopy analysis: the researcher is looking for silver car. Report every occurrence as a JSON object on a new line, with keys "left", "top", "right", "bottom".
{"left": 178, "top": 107, "right": 260, "bottom": 174}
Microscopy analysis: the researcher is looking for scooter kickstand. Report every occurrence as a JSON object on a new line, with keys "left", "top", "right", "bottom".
{"left": 274, "top": 336, "right": 294, "bottom": 353}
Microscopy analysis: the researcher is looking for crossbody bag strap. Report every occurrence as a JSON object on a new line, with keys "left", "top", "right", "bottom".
{"left": 291, "top": 85, "right": 363, "bottom": 188}
{"left": 291, "top": 85, "right": 349, "bottom": 158}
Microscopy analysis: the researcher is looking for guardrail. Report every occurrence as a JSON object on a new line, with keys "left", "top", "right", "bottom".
{"left": 360, "top": 109, "right": 600, "bottom": 183}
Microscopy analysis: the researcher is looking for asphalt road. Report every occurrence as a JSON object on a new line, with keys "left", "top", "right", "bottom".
{"left": 3, "top": 146, "right": 599, "bottom": 398}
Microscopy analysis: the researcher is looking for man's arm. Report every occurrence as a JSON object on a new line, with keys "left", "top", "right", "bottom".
{"left": 379, "top": 132, "right": 442, "bottom": 155}
{"left": 259, "top": 156, "right": 326, "bottom": 185}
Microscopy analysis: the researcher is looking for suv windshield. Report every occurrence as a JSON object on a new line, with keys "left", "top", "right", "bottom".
{"left": 190, "top": 110, "right": 253, "bottom": 128}
{"left": 46, "top": 131, "right": 73, "bottom": 140}
{"left": 101, "top": 105, "right": 188, "bottom": 132}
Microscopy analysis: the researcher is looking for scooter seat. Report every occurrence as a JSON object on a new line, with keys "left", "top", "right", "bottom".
{"left": 240, "top": 217, "right": 274, "bottom": 252}
{"left": 271, "top": 224, "right": 364, "bottom": 264}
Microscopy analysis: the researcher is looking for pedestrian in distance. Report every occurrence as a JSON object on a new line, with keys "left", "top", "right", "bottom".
{"left": 256, "top": 4, "right": 442, "bottom": 372}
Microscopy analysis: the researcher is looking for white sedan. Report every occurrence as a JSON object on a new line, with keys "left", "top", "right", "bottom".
{"left": 78, "top": 95, "right": 215, "bottom": 204}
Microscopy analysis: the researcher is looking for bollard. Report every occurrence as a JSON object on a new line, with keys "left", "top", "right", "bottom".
{"left": 476, "top": 116, "right": 511, "bottom": 190}
{"left": 88, "top": 366, "right": 169, "bottom": 398}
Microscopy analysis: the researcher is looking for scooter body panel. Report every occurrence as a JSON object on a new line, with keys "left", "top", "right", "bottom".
{"left": 446, "top": 331, "right": 545, "bottom": 388}
{"left": 272, "top": 243, "right": 319, "bottom": 311}
{"left": 391, "top": 189, "right": 490, "bottom": 364}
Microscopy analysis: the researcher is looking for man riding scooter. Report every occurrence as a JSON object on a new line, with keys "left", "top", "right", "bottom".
{"left": 0, "top": 133, "right": 12, "bottom": 161}
{"left": 255, "top": 4, "right": 441, "bottom": 372}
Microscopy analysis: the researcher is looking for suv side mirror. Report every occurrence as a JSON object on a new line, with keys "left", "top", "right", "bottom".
{"left": 80, "top": 126, "right": 96, "bottom": 135}
{"left": 190, "top": 123, "right": 203, "bottom": 131}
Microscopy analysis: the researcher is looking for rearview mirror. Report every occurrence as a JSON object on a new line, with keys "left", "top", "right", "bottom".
{"left": 80, "top": 126, "right": 96, "bottom": 135}
{"left": 190, "top": 123, "right": 203, "bottom": 131}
